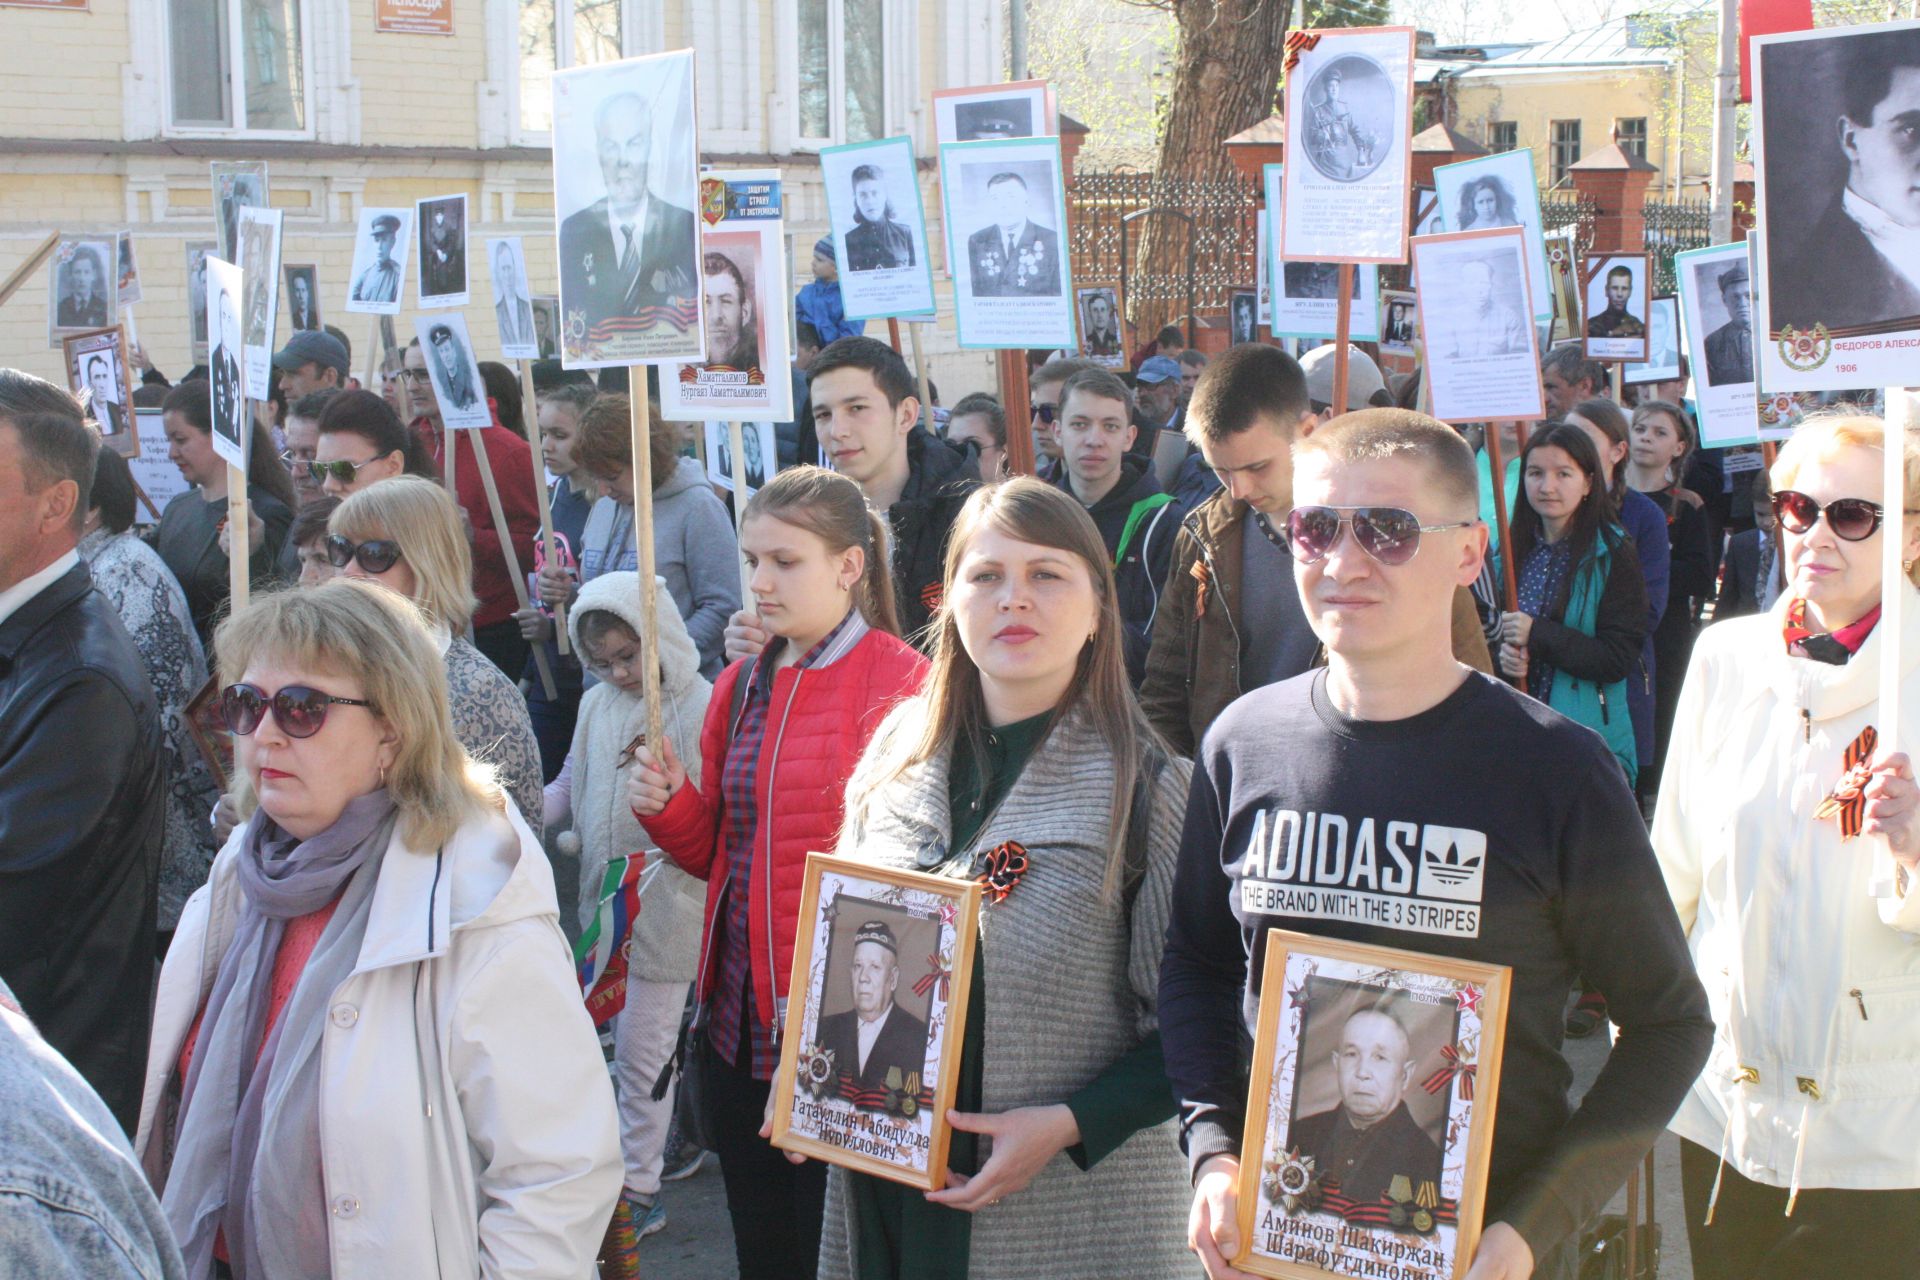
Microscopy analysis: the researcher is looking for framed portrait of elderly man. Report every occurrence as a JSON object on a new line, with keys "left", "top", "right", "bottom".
{"left": 822, "top": 134, "right": 938, "bottom": 321}
{"left": 1433, "top": 150, "right": 1550, "bottom": 324}
{"left": 552, "top": 49, "right": 704, "bottom": 368}
{"left": 1411, "top": 228, "right": 1546, "bottom": 424}
{"left": 48, "top": 237, "right": 118, "bottom": 347}
{"left": 772, "top": 854, "right": 981, "bottom": 1190}
{"left": 939, "top": 136, "right": 1076, "bottom": 349}
{"left": 64, "top": 326, "right": 139, "bottom": 459}
{"left": 1753, "top": 20, "right": 1920, "bottom": 391}
{"left": 1076, "top": 283, "right": 1126, "bottom": 366}
{"left": 237, "top": 205, "right": 284, "bottom": 392}
{"left": 204, "top": 255, "right": 249, "bottom": 470}
{"left": 1234, "top": 931, "right": 1511, "bottom": 1280}
{"left": 661, "top": 169, "right": 796, "bottom": 421}
{"left": 486, "top": 237, "right": 539, "bottom": 359}
{"left": 1280, "top": 27, "right": 1416, "bottom": 264}
{"left": 345, "top": 207, "right": 413, "bottom": 317}
{"left": 932, "top": 80, "right": 1057, "bottom": 145}
{"left": 413, "top": 313, "right": 493, "bottom": 431}
{"left": 1581, "top": 254, "right": 1650, "bottom": 363}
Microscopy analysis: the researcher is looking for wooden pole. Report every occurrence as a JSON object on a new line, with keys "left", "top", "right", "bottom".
{"left": 1610, "top": 361, "right": 1625, "bottom": 404}
{"left": 907, "top": 321, "right": 933, "bottom": 427}
{"left": 1332, "top": 264, "right": 1355, "bottom": 418}
{"left": 520, "top": 358, "right": 568, "bottom": 655}
{"left": 725, "top": 420, "right": 754, "bottom": 605}
{"left": 227, "top": 464, "right": 250, "bottom": 613}
{"left": 886, "top": 317, "right": 903, "bottom": 354}
{"left": 0, "top": 231, "right": 60, "bottom": 312}
{"left": 1878, "top": 394, "right": 1909, "bottom": 767}
{"left": 469, "top": 427, "right": 557, "bottom": 699}
{"left": 999, "top": 349, "right": 1035, "bottom": 476}
{"left": 627, "top": 386, "right": 665, "bottom": 752}
{"left": 1485, "top": 422, "right": 1519, "bottom": 614}
{"left": 363, "top": 316, "right": 381, "bottom": 391}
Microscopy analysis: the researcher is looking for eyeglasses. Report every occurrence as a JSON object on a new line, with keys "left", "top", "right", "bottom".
{"left": 219, "top": 683, "right": 373, "bottom": 738}
{"left": 1276, "top": 505, "right": 1479, "bottom": 566}
{"left": 324, "top": 534, "right": 404, "bottom": 574}
{"left": 1771, "top": 491, "right": 1884, "bottom": 542}
{"left": 306, "top": 457, "right": 382, "bottom": 485}
{"left": 584, "top": 644, "right": 647, "bottom": 680}
{"left": 280, "top": 449, "right": 317, "bottom": 470}
{"left": 1030, "top": 403, "right": 1057, "bottom": 425}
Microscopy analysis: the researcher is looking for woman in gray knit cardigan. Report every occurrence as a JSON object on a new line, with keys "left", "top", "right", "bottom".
{"left": 816, "top": 478, "right": 1195, "bottom": 1279}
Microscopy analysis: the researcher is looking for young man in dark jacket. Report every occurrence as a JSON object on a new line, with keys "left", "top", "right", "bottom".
{"left": 1159, "top": 409, "right": 1712, "bottom": 1280}
{"left": 1051, "top": 368, "right": 1182, "bottom": 685}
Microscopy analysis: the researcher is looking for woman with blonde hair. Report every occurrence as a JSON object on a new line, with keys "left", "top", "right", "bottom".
{"left": 134, "top": 579, "right": 619, "bottom": 1279}
{"left": 1655, "top": 416, "right": 1920, "bottom": 1278}
{"left": 814, "top": 477, "right": 1193, "bottom": 1280}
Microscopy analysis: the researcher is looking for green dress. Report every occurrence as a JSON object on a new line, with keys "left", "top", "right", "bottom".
{"left": 848, "top": 712, "right": 1177, "bottom": 1279}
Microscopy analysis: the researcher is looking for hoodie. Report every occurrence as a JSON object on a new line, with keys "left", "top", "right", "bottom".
{"left": 889, "top": 427, "right": 982, "bottom": 648}
{"left": 1054, "top": 461, "right": 1183, "bottom": 685}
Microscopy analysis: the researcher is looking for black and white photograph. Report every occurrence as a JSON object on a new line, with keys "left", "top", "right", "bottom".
{"left": 1678, "top": 242, "right": 1760, "bottom": 447}
{"left": 205, "top": 255, "right": 248, "bottom": 471}
{"left": 345, "top": 207, "right": 413, "bottom": 316}
{"left": 552, "top": 49, "right": 704, "bottom": 367}
{"left": 210, "top": 160, "right": 267, "bottom": 265}
{"left": 1544, "top": 232, "right": 1581, "bottom": 340}
{"left": 1230, "top": 289, "right": 1259, "bottom": 345}
{"left": 237, "top": 204, "right": 283, "bottom": 392}
{"left": 48, "top": 237, "right": 117, "bottom": 344}
{"left": 1582, "top": 253, "right": 1650, "bottom": 363}
{"left": 186, "top": 241, "right": 215, "bottom": 359}
{"left": 531, "top": 295, "right": 561, "bottom": 359}
{"left": 703, "top": 420, "right": 776, "bottom": 494}
{"left": 413, "top": 312, "right": 492, "bottom": 431}
{"left": 1235, "top": 933, "right": 1509, "bottom": 1280}
{"left": 63, "top": 326, "right": 138, "bottom": 457}
{"left": 939, "top": 136, "right": 1076, "bottom": 349}
{"left": 1273, "top": 260, "right": 1382, "bottom": 342}
{"left": 932, "top": 80, "right": 1055, "bottom": 145}
{"left": 1380, "top": 289, "right": 1418, "bottom": 357}
{"left": 1411, "top": 227, "right": 1546, "bottom": 423}
{"left": 1281, "top": 27, "right": 1415, "bottom": 263}
{"left": 1412, "top": 185, "right": 1444, "bottom": 238}
{"left": 1624, "top": 295, "right": 1681, "bottom": 385}
{"left": 1754, "top": 20, "right": 1920, "bottom": 390}
{"left": 662, "top": 171, "right": 795, "bottom": 421}
{"left": 486, "top": 237, "right": 539, "bottom": 359}
{"left": 1076, "top": 285, "right": 1125, "bottom": 366}
{"left": 822, "top": 135, "right": 936, "bottom": 321}
{"left": 771, "top": 855, "right": 979, "bottom": 1190}
{"left": 1434, "top": 148, "right": 1551, "bottom": 323}
{"left": 416, "top": 193, "right": 470, "bottom": 308}
{"left": 115, "top": 232, "right": 142, "bottom": 307}
{"left": 283, "top": 264, "right": 319, "bottom": 333}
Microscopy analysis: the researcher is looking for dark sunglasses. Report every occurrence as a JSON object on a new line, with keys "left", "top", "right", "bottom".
{"left": 1771, "top": 491, "right": 1883, "bottom": 542}
{"left": 220, "top": 683, "right": 373, "bottom": 738}
{"left": 324, "top": 534, "right": 404, "bottom": 574}
{"left": 306, "top": 457, "right": 383, "bottom": 485}
{"left": 1277, "top": 505, "right": 1478, "bottom": 566}
{"left": 1031, "top": 402, "right": 1057, "bottom": 425}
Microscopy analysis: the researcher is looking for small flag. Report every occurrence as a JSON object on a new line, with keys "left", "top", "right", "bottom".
{"left": 574, "top": 852, "right": 646, "bottom": 1023}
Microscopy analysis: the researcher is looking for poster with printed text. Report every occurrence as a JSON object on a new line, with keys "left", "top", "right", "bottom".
{"left": 47, "top": 236, "right": 117, "bottom": 348}
{"left": 414, "top": 312, "right": 493, "bottom": 430}
{"left": 1432, "top": 149, "right": 1550, "bottom": 324}
{"left": 1581, "top": 254, "right": 1651, "bottom": 364}
{"left": 416, "top": 193, "right": 470, "bottom": 309}
{"left": 1678, "top": 243, "right": 1762, "bottom": 447}
{"left": 236, "top": 205, "right": 283, "bottom": 392}
{"left": 939, "top": 135, "right": 1076, "bottom": 350}
{"left": 375, "top": 0, "right": 452, "bottom": 34}
{"left": 1280, "top": 27, "right": 1416, "bottom": 264}
{"left": 205, "top": 255, "right": 248, "bottom": 470}
{"left": 345, "top": 207, "right": 413, "bottom": 316}
{"left": 486, "top": 237, "right": 540, "bottom": 358}
{"left": 1411, "top": 228, "right": 1545, "bottom": 424}
{"left": 824, "top": 135, "right": 938, "bottom": 322}
{"left": 661, "top": 170, "right": 796, "bottom": 421}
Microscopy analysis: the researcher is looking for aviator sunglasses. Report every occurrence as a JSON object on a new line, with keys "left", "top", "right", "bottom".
{"left": 220, "top": 683, "right": 373, "bottom": 738}
{"left": 324, "top": 534, "right": 404, "bottom": 574}
{"left": 1271, "top": 505, "right": 1478, "bottom": 566}
{"left": 306, "top": 457, "right": 384, "bottom": 486}
{"left": 1770, "top": 490, "right": 1885, "bottom": 542}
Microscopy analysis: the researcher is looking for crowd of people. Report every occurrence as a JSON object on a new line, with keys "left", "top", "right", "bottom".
{"left": 0, "top": 271, "right": 1917, "bottom": 1280}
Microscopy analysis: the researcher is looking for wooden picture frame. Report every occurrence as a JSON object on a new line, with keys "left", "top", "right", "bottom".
{"left": 1580, "top": 252, "right": 1653, "bottom": 364}
{"left": 771, "top": 853, "right": 981, "bottom": 1190}
{"left": 1235, "top": 930, "right": 1511, "bottom": 1280}
{"left": 183, "top": 676, "right": 233, "bottom": 792}
{"left": 62, "top": 325, "right": 139, "bottom": 458}
{"left": 1074, "top": 281, "right": 1126, "bottom": 368}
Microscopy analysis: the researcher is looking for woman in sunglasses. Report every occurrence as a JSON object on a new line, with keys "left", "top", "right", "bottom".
{"left": 152, "top": 380, "right": 297, "bottom": 650}
{"left": 327, "top": 477, "right": 545, "bottom": 837}
{"left": 309, "top": 388, "right": 435, "bottom": 500}
{"left": 1652, "top": 416, "right": 1920, "bottom": 1280}
{"left": 133, "top": 579, "right": 620, "bottom": 1279}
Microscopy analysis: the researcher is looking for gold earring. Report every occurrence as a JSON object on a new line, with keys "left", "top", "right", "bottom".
{"left": 378, "top": 762, "right": 388, "bottom": 788}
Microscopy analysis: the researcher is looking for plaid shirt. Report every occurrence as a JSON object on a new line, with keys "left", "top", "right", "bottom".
{"left": 708, "top": 608, "right": 869, "bottom": 1079}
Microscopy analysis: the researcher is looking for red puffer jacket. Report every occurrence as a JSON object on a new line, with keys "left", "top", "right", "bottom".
{"left": 639, "top": 626, "right": 926, "bottom": 1036}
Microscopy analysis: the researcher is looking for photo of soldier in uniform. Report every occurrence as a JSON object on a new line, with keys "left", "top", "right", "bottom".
{"left": 346, "top": 208, "right": 412, "bottom": 315}
{"left": 51, "top": 239, "right": 114, "bottom": 333}
{"left": 211, "top": 161, "right": 267, "bottom": 265}
{"left": 1303, "top": 56, "right": 1390, "bottom": 183}
{"left": 963, "top": 167, "right": 1062, "bottom": 298}
{"left": 1412, "top": 228, "right": 1546, "bottom": 423}
{"left": 416, "top": 194, "right": 470, "bottom": 307}
{"left": 531, "top": 296, "right": 560, "bottom": 359}
{"left": 1449, "top": 256, "right": 1531, "bottom": 357}
{"left": 1077, "top": 286, "right": 1123, "bottom": 362}
{"left": 284, "top": 265, "right": 320, "bottom": 333}
{"left": 65, "top": 326, "right": 138, "bottom": 456}
{"left": 1583, "top": 255, "right": 1650, "bottom": 362}
{"left": 206, "top": 257, "right": 248, "bottom": 470}
{"left": 1696, "top": 259, "right": 1754, "bottom": 387}
{"left": 413, "top": 312, "right": 493, "bottom": 430}
{"left": 1231, "top": 290, "right": 1258, "bottom": 345}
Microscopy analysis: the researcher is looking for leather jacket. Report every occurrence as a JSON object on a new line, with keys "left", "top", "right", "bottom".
{"left": 0, "top": 561, "right": 165, "bottom": 1134}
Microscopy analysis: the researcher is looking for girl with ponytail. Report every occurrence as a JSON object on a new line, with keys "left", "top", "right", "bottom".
{"left": 626, "top": 465, "right": 926, "bottom": 1279}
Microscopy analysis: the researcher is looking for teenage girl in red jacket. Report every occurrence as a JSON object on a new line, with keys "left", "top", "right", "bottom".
{"left": 629, "top": 466, "right": 926, "bottom": 1279}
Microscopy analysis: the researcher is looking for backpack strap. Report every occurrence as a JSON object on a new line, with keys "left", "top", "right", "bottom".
{"left": 1115, "top": 493, "right": 1177, "bottom": 567}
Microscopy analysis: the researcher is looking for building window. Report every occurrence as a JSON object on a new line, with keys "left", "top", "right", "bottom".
{"left": 1550, "top": 119, "right": 1582, "bottom": 187}
{"left": 1616, "top": 116, "right": 1648, "bottom": 159}
{"left": 519, "top": 0, "right": 626, "bottom": 135}
{"left": 1488, "top": 121, "right": 1517, "bottom": 153}
{"left": 796, "top": 0, "right": 886, "bottom": 145}
{"left": 168, "top": 0, "right": 307, "bottom": 132}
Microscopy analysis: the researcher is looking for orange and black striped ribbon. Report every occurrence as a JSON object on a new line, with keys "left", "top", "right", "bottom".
{"left": 1814, "top": 725, "right": 1877, "bottom": 841}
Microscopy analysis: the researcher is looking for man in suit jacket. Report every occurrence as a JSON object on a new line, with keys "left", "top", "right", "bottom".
{"left": 1702, "top": 262, "right": 1753, "bottom": 386}
{"left": 82, "top": 356, "right": 127, "bottom": 440}
{"left": 814, "top": 921, "right": 930, "bottom": 1110}
{"left": 287, "top": 272, "right": 317, "bottom": 332}
{"left": 968, "top": 172, "right": 1062, "bottom": 298}
{"left": 1291, "top": 1006, "right": 1445, "bottom": 1209}
{"left": 557, "top": 92, "right": 698, "bottom": 346}
{"left": 56, "top": 250, "right": 109, "bottom": 330}
{"left": 211, "top": 289, "right": 245, "bottom": 452}
{"left": 492, "top": 242, "right": 537, "bottom": 353}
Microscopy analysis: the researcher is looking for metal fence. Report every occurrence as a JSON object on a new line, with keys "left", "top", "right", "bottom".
{"left": 1642, "top": 199, "right": 1713, "bottom": 294}
{"left": 1065, "top": 169, "right": 1261, "bottom": 326}
{"left": 1539, "top": 194, "right": 1600, "bottom": 259}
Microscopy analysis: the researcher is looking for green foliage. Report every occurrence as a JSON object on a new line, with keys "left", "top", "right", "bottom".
{"left": 1027, "top": 0, "right": 1180, "bottom": 168}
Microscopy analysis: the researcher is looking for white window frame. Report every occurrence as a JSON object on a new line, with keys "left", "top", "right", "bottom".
{"left": 502, "top": 0, "right": 664, "bottom": 149}
{"left": 160, "top": 0, "right": 319, "bottom": 140}
{"left": 775, "top": 0, "right": 915, "bottom": 153}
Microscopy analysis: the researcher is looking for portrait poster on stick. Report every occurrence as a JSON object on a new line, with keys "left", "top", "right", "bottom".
{"left": 823, "top": 135, "right": 937, "bottom": 321}
{"left": 1274, "top": 260, "right": 1382, "bottom": 343}
{"left": 552, "top": 49, "right": 704, "bottom": 367}
{"left": 703, "top": 419, "right": 777, "bottom": 495}
{"left": 1233, "top": 930, "right": 1509, "bottom": 1280}
{"left": 345, "top": 207, "right": 413, "bottom": 316}
{"left": 283, "top": 264, "right": 320, "bottom": 333}
{"left": 486, "top": 236, "right": 540, "bottom": 359}
{"left": 1623, "top": 295, "right": 1681, "bottom": 385}
{"left": 1076, "top": 283, "right": 1126, "bottom": 366}
{"left": 131, "top": 408, "right": 193, "bottom": 522}
{"left": 210, "top": 160, "right": 267, "bottom": 266}
{"left": 531, "top": 295, "right": 561, "bottom": 359}
{"left": 1542, "top": 234, "right": 1580, "bottom": 343}
{"left": 64, "top": 326, "right": 138, "bottom": 458}
{"left": 1744, "top": 228, "right": 1813, "bottom": 439}
{"left": 237, "top": 205, "right": 284, "bottom": 392}
{"left": 416, "top": 193, "right": 470, "bottom": 308}
{"left": 1231, "top": 290, "right": 1261, "bottom": 345}
{"left": 204, "top": 255, "right": 248, "bottom": 471}
{"left": 1432, "top": 149, "right": 1550, "bottom": 324}
{"left": 413, "top": 312, "right": 493, "bottom": 430}
{"left": 932, "top": 80, "right": 1057, "bottom": 145}
{"left": 1279, "top": 26, "right": 1416, "bottom": 264}
{"left": 1677, "top": 242, "right": 1761, "bottom": 447}
{"left": 1582, "top": 253, "right": 1651, "bottom": 363}
{"left": 661, "top": 170, "right": 796, "bottom": 422}
{"left": 115, "top": 232, "right": 142, "bottom": 307}
{"left": 1411, "top": 228, "right": 1546, "bottom": 424}
{"left": 772, "top": 854, "right": 981, "bottom": 1190}
{"left": 939, "top": 135, "right": 1076, "bottom": 350}
{"left": 48, "top": 237, "right": 118, "bottom": 347}
{"left": 1379, "top": 290, "right": 1418, "bottom": 358}
{"left": 1412, "top": 186, "right": 1443, "bottom": 239}
{"left": 186, "top": 242, "right": 216, "bottom": 359}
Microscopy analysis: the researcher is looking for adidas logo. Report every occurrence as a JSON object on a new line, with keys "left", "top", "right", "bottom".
{"left": 1416, "top": 826, "right": 1486, "bottom": 903}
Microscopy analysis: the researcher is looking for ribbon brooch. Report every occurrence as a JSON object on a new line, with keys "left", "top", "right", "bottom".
{"left": 1283, "top": 31, "right": 1321, "bottom": 72}
{"left": 913, "top": 944, "right": 953, "bottom": 1001}
{"left": 976, "top": 840, "right": 1031, "bottom": 903}
{"left": 1422, "top": 1043, "right": 1477, "bottom": 1100}
{"left": 1814, "top": 725, "right": 1877, "bottom": 841}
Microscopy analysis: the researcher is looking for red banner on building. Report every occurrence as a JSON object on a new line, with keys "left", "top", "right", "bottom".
{"left": 1740, "top": 0, "right": 1814, "bottom": 102}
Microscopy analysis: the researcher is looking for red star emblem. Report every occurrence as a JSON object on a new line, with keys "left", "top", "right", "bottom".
{"left": 1456, "top": 985, "right": 1481, "bottom": 1015}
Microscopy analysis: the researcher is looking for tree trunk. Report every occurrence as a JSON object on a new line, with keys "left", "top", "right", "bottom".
{"left": 1135, "top": 0, "right": 1291, "bottom": 339}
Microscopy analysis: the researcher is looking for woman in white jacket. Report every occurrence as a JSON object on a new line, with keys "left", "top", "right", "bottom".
{"left": 134, "top": 579, "right": 619, "bottom": 1279}
{"left": 1653, "top": 415, "right": 1920, "bottom": 1280}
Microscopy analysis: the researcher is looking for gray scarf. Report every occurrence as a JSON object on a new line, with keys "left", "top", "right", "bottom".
{"left": 165, "top": 789, "right": 398, "bottom": 1280}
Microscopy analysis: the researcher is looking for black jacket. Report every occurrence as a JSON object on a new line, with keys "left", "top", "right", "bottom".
{"left": 1292, "top": 1101, "right": 1445, "bottom": 1205}
{"left": 0, "top": 561, "right": 165, "bottom": 1133}
{"left": 889, "top": 428, "right": 982, "bottom": 648}
{"left": 817, "top": 1003, "right": 931, "bottom": 1106}
{"left": 1774, "top": 195, "right": 1920, "bottom": 333}
{"left": 1527, "top": 532, "right": 1650, "bottom": 686}
{"left": 1053, "top": 461, "right": 1183, "bottom": 686}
